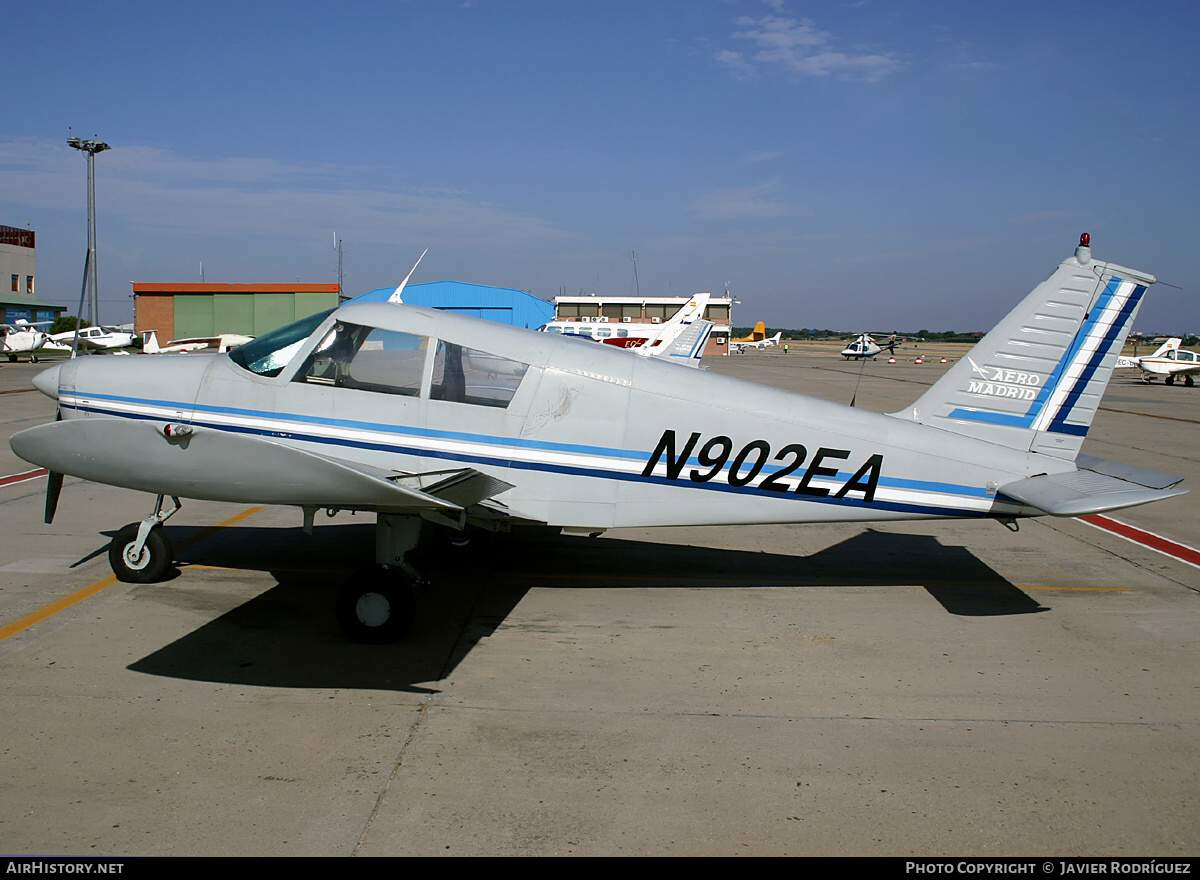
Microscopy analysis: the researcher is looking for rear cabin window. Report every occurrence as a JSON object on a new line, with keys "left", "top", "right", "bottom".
{"left": 295, "top": 322, "right": 429, "bottom": 396}
{"left": 431, "top": 341, "right": 529, "bottom": 408}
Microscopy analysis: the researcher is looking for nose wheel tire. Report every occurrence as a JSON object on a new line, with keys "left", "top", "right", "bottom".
{"left": 109, "top": 523, "right": 174, "bottom": 583}
{"left": 335, "top": 568, "right": 417, "bottom": 644}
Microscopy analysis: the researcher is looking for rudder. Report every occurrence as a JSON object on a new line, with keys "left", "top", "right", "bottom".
{"left": 891, "top": 235, "right": 1155, "bottom": 461}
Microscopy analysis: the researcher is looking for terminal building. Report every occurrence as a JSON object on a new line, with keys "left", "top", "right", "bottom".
{"left": 549, "top": 293, "right": 735, "bottom": 356}
{"left": 0, "top": 225, "right": 66, "bottom": 324}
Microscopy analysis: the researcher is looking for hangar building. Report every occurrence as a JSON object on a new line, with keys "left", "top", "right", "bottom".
{"left": 132, "top": 282, "right": 341, "bottom": 343}
{"left": 351, "top": 281, "right": 554, "bottom": 329}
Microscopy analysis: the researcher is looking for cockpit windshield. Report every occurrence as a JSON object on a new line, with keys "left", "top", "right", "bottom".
{"left": 229, "top": 308, "right": 335, "bottom": 377}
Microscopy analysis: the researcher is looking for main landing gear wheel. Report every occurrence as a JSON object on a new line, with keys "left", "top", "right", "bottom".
{"left": 109, "top": 523, "right": 174, "bottom": 583}
{"left": 335, "top": 568, "right": 417, "bottom": 644}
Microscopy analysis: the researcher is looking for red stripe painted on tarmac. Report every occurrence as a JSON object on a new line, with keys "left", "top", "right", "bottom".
{"left": 0, "top": 468, "right": 48, "bottom": 487}
{"left": 1080, "top": 514, "right": 1200, "bottom": 570}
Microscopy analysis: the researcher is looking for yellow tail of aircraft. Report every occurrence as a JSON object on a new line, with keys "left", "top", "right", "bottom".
{"left": 734, "top": 321, "right": 767, "bottom": 343}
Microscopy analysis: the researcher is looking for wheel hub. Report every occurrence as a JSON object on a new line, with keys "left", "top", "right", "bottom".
{"left": 355, "top": 592, "right": 391, "bottom": 628}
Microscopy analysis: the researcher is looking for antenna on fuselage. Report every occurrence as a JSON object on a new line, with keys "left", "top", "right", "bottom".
{"left": 388, "top": 248, "right": 428, "bottom": 304}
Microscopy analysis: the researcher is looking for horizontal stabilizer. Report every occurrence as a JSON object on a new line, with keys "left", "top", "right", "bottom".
{"left": 997, "top": 456, "right": 1185, "bottom": 517}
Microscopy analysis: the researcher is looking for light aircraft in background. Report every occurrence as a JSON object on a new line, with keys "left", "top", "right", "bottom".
{"left": 1115, "top": 338, "right": 1200, "bottom": 386}
{"left": 536, "top": 293, "right": 713, "bottom": 367}
{"left": 841, "top": 333, "right": 897, "bottom": 360}
{"left": 141, "top": 330, "right": 254, "bottom": 355}
{"left": 1, "top": 320, "right": 52, "bottom": 362}
{"left": 47, "top": 325, "right": 136, "bottom": 352}
{"left": 10, "top": 235, "right": 1185, "bottom": 644}
{"left": 729, "top": 322, "right": 782, "bottom": 353}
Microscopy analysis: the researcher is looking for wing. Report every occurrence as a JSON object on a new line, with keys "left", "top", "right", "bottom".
{"left": 9, "top": 418, "right": 515, "bottom": 524}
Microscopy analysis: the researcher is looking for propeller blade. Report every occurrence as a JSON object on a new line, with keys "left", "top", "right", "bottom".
{"left": 44, "top": 471, "right": 63, "bottom": 524}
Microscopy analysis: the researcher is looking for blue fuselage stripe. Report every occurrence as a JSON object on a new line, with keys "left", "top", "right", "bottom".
{"left": 59, "top": 395, "right": 996, "bottom": 517}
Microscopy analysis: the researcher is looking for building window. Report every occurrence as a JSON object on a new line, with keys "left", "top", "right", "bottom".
{"left": 26, "top": 276, "right": 33, "bottom": 295}
{"left": 607, "top": 303, "right": 641, "bottom": 320}
{"left": 10, "top": 275, "right": 17, "bottom": 293}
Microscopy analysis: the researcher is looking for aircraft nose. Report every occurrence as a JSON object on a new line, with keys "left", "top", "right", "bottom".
{"left": 32, "top": 364, "right": 61, "bottom": 400}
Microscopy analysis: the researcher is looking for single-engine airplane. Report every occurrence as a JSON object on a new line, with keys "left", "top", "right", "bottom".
{"left": 10, "top": 235, "right": 1185, "bottom": 643}
{"left": 841, "top": 333, "right": 897, "bottom": 360}
{"left": 1115, "top": 338, "right": 1200, "bottom": 386}
{"left": 142, "top": 330, "right": 254, "bottom": 355}
{"left": 1, "top": 320, "right": 53, "bottom": 362}
{"left": 46, "top": 325, "right": 136, "bottom": 352}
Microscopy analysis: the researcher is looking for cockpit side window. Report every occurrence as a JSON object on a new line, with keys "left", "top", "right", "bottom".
{"left": 431, "top": 341, "right": 529, "bottom": 408}
{"left": 294, "top": 322, "right": 430, "bottom": 396}
{"left": 229, "top": 308, "right": 335, "bottom": 377}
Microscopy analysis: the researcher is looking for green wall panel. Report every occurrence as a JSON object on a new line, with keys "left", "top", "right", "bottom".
{"left": 174, "top": 295, "right": 215, "bottom": 338}
{"left": 252, "top": 294, "right": 295, "bottom": 337}
{"left": 213, "top": 294, "right": 256, "bottom": 336}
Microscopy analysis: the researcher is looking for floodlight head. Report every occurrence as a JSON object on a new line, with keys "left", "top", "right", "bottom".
{"left": 67, "top": 137, "right": 111, "bottom": 154}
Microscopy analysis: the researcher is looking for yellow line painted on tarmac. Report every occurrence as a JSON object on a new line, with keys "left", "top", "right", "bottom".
{"left": 0, "top": 506, "right": 264, "bottom": 642}
{"left": 0, "top": 574, "right": 121, "bottom": 641}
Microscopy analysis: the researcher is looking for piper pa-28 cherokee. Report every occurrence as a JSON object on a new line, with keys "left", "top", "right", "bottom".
{"left": 10, "top": 234, "right": 1185, "bottom": 642}
{"left": 46, "top": 325, "right": 136, "bottom": 352}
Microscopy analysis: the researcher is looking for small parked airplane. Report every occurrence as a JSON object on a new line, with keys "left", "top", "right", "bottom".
{"left": 841, "top": 333, "right": 897, "bottom": 360}
{"left": 47, "top": 325, "right": 136, "bottom": 352}
{"left": 1115, "top": 338, "right": 1200, "bottom": 386}
{"left": 10, "top": 235, "right": 1185, "bottom": 643}
{"left": 729, "top": 322, "right": 782, "bottom": 353}
{"left": 536, "top": 294, "right": 714, "bottom": 366}
{"left": 141, "top": 330, "right": 254, "bottom": 354}
{"left": 1, "top": 320, "right": 53, "bottom": 362}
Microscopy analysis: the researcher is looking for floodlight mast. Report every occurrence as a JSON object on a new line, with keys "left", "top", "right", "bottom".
{"left": 67, "top": 137, "right": 110, "bottom": 330}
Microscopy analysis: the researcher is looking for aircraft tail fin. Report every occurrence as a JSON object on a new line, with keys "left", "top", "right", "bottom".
{"left": 142, "top": 330, "right": 161, "bottom": 354}
{"left": 657, "top": 293, "right": 710, "bottom": 332}
{"left": 891, "top": 236, "right": 1155, "bottom": 461}
{"left": 650, "top": 319, "right": 715, "bottom": 367}
{"left": 1116, "top": 337, "right": 1179, "bottom": 368}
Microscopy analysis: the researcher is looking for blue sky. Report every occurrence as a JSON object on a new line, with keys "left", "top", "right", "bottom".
{"left": 4, "top": 0, "right": 1198, "bottom": 334}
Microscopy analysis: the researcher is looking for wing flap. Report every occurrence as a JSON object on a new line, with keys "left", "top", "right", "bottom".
{"left": 391, "top": 469, "right": 515, "bottom": 508}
